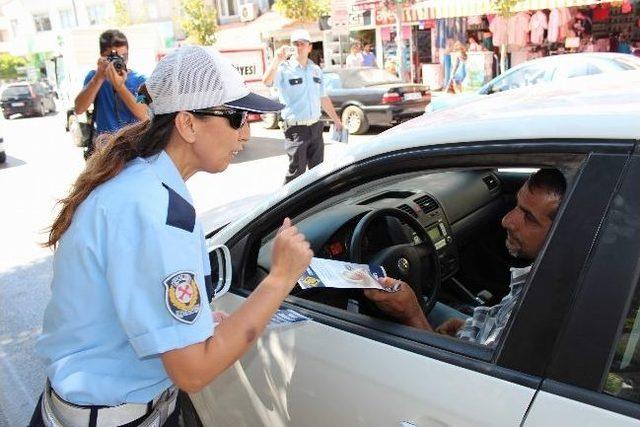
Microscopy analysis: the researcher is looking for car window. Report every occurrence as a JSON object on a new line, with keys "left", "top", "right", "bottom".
{"left": 2, "top": 85, "right": 30, "bottom": 99}
{"left": 34, "top": 84, "right": 46, "bottom": 95}
{"left": 603, "top": 280, "right": 640, "bottom": 403}
{"left": 485, "top": 63, "right": 552, "bottom": 94}
{"left": 553, "top": 62, "right": 604, "bottom": 80}
{"left": 341, "top": 68, "right": 401, "bottom": 88}
{"left": 324, "top": 73, "right": 342, "bottom": 90}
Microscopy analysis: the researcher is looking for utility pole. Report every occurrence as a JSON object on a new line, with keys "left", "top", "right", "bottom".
{"left": 395, "top": 1, "right": 405, "bottom": 82}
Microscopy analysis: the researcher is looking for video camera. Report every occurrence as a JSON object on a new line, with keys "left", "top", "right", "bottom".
{"left": 107, "top": 51, "right": 127, "bottom": 73}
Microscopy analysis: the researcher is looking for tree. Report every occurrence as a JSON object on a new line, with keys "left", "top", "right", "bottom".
{"left": 492, "top": 0, "right": 523, "bottom": 73}
{"left": 274, "top": 0, "right": 330, "bottom": 22}
{"left": 112, "top": 0, "right": 131, "bottom": 27}
{"left": 181, "top": 0, "right": 218, "bottom": 46}
{"left": 0, "top": 53, "right": 28, "bottom": 80}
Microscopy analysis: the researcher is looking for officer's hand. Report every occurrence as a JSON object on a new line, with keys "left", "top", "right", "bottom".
{"left": 106, "top": 63, "right": 127, "bottom": 91}
{"left": 435, "top": 318, "right": 466, "bottom": 337}
{"left": 270, "top": 218, "right": 313, "bottom": 289}
{"left": 275, "top": 45, "right": 289, "bottom": 61}
{"left": 96, "top": 57, "right": 110, "bottom": 79}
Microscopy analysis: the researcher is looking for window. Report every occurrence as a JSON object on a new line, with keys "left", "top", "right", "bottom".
{"left": 324, "top": 73, "right": 342, "bottom": 90}
{"left": 59, "top": 9, "right": 75, "bottom": 29}
{"left": 217, "top": 0, "right": 238, "bottom": 17}
{"left": 487, "top": 63, "right": 553, "bottom": 93}
{"left": 87, "top": 4, "right": 108, "bottom": 25}
{"left": 33, "top": 13, "right": 52, "bottom": 32}
{"left": 604, "top": 282, "right": 640, "bottom": 403}
{"left": 144, "top": 0, "right": 159, "bottom": 19}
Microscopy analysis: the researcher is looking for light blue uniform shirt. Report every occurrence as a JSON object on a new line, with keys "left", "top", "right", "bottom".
{"left": 36, "top": 150, "right": 214, "bottom": 406}
{"left": 274, "top": 58, "right": 326, "bottom": 122}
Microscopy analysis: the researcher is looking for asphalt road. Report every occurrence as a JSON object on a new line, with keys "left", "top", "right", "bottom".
{"left": 0, "top": 109, "right": 378, "bottom": 425}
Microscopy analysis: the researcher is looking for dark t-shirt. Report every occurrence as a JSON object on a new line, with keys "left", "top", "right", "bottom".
{"left": 83, "top": 70, "right": 146, "bottom": 134}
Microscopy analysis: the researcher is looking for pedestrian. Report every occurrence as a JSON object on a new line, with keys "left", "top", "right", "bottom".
{"left": 262, "top": 29, "right": 343, "bottom": 183}
{"left": 346, "top": 41, "right": 364, "bottom": 67}
{"left": 74, "top": 29, "right": 148, "bottom": 158}
{"left": 29, "top": 45, "right": 313, "bottom": 427}
{"left": 446, "top": 41, "right": 468, "bottom": 94}
{"left": 362, "top": 43, "right": 377, "bottom": 67}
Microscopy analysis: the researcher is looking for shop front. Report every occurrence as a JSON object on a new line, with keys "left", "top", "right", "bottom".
{"left": 414, "top": 0, "right": 640, "bottom": 91}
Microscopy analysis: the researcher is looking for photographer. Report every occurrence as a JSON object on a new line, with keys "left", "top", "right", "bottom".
{"left": 74, "top": 29, "right": 147, "bottom": 155}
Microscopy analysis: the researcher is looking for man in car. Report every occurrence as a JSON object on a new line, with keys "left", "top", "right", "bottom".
{"left": 365, "top": 168, "right": 566, "bottom": 346}
{"left": 74, "top": 29, "right": 148, "bottom": 156}
{"left": 262, "top": 29, "right": 343, "bottom": 184}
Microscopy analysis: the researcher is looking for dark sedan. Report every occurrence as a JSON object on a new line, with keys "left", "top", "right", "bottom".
{"left": 262, "top": 68, "right": 430, "bottom": 135}
{"left": 322, "top": 67, "right": 430, "bottom": 134}
{"left": 1, "top": 82, "right": 56, "bottom": 119}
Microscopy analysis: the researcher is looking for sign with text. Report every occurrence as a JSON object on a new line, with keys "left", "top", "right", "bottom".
{"left": 219, "top": 48, "right": 266, "bottom": 83}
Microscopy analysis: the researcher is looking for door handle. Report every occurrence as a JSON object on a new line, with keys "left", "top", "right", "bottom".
{"left": 400, "top": 422, "right": 417, "bottom": 427}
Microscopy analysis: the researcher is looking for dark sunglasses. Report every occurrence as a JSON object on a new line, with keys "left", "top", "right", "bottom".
{"left": 191, "top": 108, "right": 248, "bottom": 130}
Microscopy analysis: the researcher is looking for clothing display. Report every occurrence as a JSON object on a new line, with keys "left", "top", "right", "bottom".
{"left": 529, "top": 10, "right": 548, "bottom": 45}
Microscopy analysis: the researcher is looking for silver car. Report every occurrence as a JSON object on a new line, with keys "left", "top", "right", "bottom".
{"left": 427, "top": 52, "right": 640, "bottom": 113}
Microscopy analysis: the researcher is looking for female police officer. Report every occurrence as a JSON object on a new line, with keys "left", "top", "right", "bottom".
{"left": 30, "top": 46, "right": 313, "bottom": 426}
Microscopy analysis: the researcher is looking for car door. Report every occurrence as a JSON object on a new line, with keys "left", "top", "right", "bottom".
{"left": 522, "top": 153, "right": 640, "bottom": 426}
{"left": 189, "top": 144, "right": 631, "bottom": 427}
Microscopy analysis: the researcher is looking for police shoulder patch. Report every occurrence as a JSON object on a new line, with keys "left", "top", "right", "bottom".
{"left": 164, "top": 271, "right": 201, "bottom": 324}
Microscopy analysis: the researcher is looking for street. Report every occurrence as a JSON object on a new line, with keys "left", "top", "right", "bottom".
{"left": 0, "top": 109, "right": 378, "bottom": 425}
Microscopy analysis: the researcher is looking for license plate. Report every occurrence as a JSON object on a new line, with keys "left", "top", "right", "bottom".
{"left": 11, "top": 102, "right": 24, "bottom": 107}
{"left": 403, "top": 92, "right": 422, "bottom": 101}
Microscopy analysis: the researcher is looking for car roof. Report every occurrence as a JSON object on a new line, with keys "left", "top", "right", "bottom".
{"left": 209, "top": 71, "right": 640, "bottom": 250}
{"left": 506, "top": 52, "right": 640, "bottom": 69}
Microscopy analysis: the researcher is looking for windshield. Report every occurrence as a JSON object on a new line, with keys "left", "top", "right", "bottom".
{"left": 342, "top": 68, "right": 402, "bottom": 88}
{"left": 2, "top": 85, "right": 31, "bottom": 100}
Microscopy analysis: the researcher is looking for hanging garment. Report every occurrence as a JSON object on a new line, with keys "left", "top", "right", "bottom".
{"left": 508, "top": 11, "right": 531, "bottom": 47}
{"left": 529, "top": 10, "right": 548, "bottom": 45}
{"left": 548, "top": 9, "right": 561, "bottom": 43}
{"left": 490, "top": 15, "right": 509, "bottom": 46}
{"left": 558, "top": 7, "right": 572, "bottom": 41}
{"left": 622, "top": 0, "right": 632, "bottom": 14}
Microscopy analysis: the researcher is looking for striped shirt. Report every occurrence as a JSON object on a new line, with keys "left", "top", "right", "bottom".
{"left": 457, "top": 266, "right": 531, "bottom": 346}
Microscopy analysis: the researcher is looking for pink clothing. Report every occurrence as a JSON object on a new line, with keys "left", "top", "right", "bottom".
{"left": 558, "top": 8, "right": 572, "bottom": 41}
{"left": 529, "top": 10, "right": 548, "bottom": 45}
{"left": 548, "top": 9, "right": 561, "bottom": 43}
{"left": 490, "top": 15, "right": 508, "bottom": 46}
{"left": 508, "top": 12, "right": 531, "bottom": 47}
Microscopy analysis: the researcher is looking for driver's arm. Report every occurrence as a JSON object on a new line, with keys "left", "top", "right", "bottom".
{"left": 364, "top": 278, "right": 433, "bottom": 332}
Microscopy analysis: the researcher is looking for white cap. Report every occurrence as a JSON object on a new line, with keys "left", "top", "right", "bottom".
{"left": 290, "top": 29, "right": 311, "bottom": 43}
{"left": 145, "top": 45, "right": 283, "bottom": 115}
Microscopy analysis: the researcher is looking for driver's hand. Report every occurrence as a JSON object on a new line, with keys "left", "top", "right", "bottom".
{"left": 435, "top": 318, "right": 466, "bottom": 337}
{"left": 364, "top": 278, "right": 433, "bottom": 331}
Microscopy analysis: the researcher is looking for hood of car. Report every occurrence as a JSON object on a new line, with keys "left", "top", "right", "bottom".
{"left": 200, "top": 193, "right": 269, "bottom": 237}
{"left": 208, "top": 72, "right": 640, "bottom": 247}
{"left": 426, "top": 92, "right": 481, "bottom": 113}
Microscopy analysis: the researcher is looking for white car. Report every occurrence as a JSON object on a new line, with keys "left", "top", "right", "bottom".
{"left": 427, "top": 52, "right": 640, "bottom": 114}
{"left": 181, "top": 72, "right": 640, "bottom": 426}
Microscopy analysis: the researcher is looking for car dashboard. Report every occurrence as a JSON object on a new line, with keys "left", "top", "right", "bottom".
{"left": 258, "top": 169, "right": 504, "bottom": 282}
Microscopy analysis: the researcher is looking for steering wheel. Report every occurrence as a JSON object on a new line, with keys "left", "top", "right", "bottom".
{"left": 350, "top": 207, "right": 442, "bottom": 316}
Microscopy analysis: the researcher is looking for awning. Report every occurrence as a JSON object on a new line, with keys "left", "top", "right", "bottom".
{"left": 414, "top": 0, "right": 606, "bottom": 19}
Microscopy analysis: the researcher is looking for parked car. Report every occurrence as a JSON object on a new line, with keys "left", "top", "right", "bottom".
{"left": 263, "top": 67, "right": 430, "bottom": 135}
{"left": 178, "top": 73, "right": 640, "bottom": 426}
{"left": 0, "top": 82, "right": 57, "bottom": 119}
{"left": 0, "top": 134, "right": 5, "bottom": 163}
{"left": 426, "top": 52, "right": 640, "bottom": 113}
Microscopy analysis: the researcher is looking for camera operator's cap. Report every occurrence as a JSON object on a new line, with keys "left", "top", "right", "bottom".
{"left": 290, "top": 29, "right": 311, "bottom": 43}
{"left": 145, "top": 45, "right": 283, "bottom": 115}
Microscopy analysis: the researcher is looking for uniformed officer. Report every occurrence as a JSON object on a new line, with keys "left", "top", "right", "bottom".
{"left": 30, "top": 46, "right": 313, "bottom": 427}
{"left": 263, "top": 29, "right": 343, "bottom": 184}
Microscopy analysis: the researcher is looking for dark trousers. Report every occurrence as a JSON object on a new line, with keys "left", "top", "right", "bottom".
{"left": 28, "top": 394, "right": 180, "bottom": 427}
{"left": 284, "top": 121, "right": 324, "bottom": 184}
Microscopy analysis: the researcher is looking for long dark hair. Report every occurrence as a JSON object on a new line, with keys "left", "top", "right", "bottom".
{"left": 45, "top": 97, "right": 177, "bottom": 247}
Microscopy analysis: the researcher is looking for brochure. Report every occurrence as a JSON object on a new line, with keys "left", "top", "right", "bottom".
{"left": 267, "top": 308, "right": 310, "bottom": 329}
{"left": 329, "top": 124, "right": 349, "bottom": 144}
{"left": 298, "top": 257, "right": 396, "bottom": 291}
